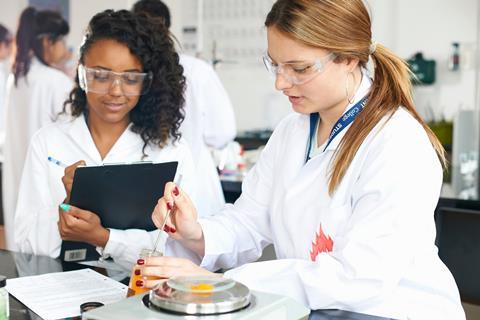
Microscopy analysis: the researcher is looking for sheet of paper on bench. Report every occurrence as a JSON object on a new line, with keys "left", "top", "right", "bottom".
{"left": 6, "top": 268, "right": 128, "bottom": 320}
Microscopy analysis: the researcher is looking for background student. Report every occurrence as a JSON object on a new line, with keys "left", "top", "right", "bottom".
{"left": 137, "top": 0, "right": 464, "bottom": 318}
{"left": 0, "top": 23, "right": 12, "bottom": 155}
{"left": 14, "top": 9, "right": 195, "bottom": 269}
{"left": 2, "top": 7, "right": 72, "bottom": 251}
{"left": 133, "top": 0, "right": 237, "bottom": 216}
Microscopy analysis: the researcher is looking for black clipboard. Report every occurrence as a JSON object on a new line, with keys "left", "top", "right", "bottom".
{"left": 60, "top": 161, "right": 178, "bottom": 262}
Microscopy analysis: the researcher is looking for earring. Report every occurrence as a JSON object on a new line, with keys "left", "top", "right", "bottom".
{"left": 345, "top": 71, "right": 355, "bottom": 104}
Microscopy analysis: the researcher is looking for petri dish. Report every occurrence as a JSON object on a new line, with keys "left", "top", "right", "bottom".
{"left": 167, "top": 276, "right": 236, "bottom": 293}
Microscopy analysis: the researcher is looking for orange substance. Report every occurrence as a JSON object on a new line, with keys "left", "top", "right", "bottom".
{"left": 190, "top": 283, "right": 215, "bottom": 292}
{"left": 128, "top": 270, "right": 161, "bottom": 295}
{"left": 128, "top": 272, "right": 149, "bottom": 295}
{"left": 128, "top": 249, "right": 163, "bottom": 295}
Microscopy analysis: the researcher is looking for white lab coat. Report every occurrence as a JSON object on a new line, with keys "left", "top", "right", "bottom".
{"left": 179, "top": 54, "right": 236, "bottom": 216}
{"left": 14, "top": 115, "right": 196, "bottom": 270}
{"left": 167, "top": 74, "right": 464, "bottom": 319}
{"left": 0, "top": 58, "right": 10, "bottom": 154}
{"left": 2, "top": 57, "right": 73, "bottom": 250}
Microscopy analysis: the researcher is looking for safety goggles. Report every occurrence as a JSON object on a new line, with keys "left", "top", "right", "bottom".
{"left": 78, "top": 65, "right": 153, "bottom": 96}
{"left": 262, "top": 52, "right": 336, "bottom": 85}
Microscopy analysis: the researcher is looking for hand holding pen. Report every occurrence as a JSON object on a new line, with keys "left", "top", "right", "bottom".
{"left": 48, "top": 156, "right": 86, "bottom": 203}
{"left": 48, "top": 156, "right": 109, "bottom": 247}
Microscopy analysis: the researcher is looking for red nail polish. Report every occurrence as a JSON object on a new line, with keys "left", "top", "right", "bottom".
{"left": 134, "top": 269, "right": 141, "bottom": 276}
{"left": 167, "top": 202, "right": 173, "bottom": 210}
{"left": 136, "top": 280, "right": 143, "bottom": 287}
{"left": 164, "top": 225, "right": 171, "bottom": 233}
{"left": 137, "top": 259, "right": 145, "bottom": 265}
{"left": 173, "top": 186, "right": 179, "bottom": 196}
{"left": 170, "top": 227, "right": 176, "bottom": 233}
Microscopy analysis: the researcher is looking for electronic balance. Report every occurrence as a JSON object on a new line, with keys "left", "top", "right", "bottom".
{"left": 82, "top": 276, "right": 310, "bottom": 319}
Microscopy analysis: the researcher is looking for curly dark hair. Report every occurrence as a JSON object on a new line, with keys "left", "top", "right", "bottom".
{"left": 132, "top": 0, "right": 171, "bottom": 29}
{"left": 64, "top": 9, "right": 185, "bottom": 153}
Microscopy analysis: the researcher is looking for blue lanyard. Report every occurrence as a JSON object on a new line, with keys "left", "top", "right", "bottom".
{"left": 305, "top": 96, "right": 367, "bottom": 162}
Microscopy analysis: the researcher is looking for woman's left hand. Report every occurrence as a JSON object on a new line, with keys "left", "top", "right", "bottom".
{"left": 58, "top": 204, "right": 110, "bottom": 247}
{"left": 137, "top": 256, "right": 220, "bottom": 289}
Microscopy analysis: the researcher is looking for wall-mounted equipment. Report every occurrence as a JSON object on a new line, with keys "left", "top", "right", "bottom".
{"left": 407, "top": 52, "right": 436, "bottom": 85}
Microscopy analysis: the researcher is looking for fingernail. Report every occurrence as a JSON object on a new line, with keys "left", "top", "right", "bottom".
{"left": 136, "top": 280, "right": 143, "bottom": 287}
{"left": 167, "top": 202, "right": 173, "bottom": 210}
{"left": 173, "top": 186, "right": 179, "bottom": 196}
{"left": 170, "top": 227, "right": 176, "bottom": 234}
{"left": 134, "top": 269, "right": 141, "bottom": 276}
{"left": 137, "top": 259, "right": 145, "bottom": 265}
{"left": 163, "top": 225, "right": 171, "bottom": 233}
{"left": 59, "top": 203, "right": 71, "bottom": 212}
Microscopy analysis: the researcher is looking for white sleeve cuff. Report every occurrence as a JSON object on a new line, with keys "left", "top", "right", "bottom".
{"left": 198, "top": 218, "right": 221, "bottom": 270}
{"left": 95, "top": 246, "right": 110, "bottom": 261}
{"left": 101, "top": 228, "right": 126, "bottom": 259}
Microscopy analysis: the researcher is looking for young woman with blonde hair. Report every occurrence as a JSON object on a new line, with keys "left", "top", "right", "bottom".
{"left": 136, "top": 1, "right": 464, "bottom": 318}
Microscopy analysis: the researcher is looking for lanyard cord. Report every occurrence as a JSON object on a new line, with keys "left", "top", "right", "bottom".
{"left": 305, "top": 96, "right": 368, "bottom": 163}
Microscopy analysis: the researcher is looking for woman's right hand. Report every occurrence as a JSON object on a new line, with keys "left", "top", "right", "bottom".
{"left": 152, "top": 182, "right": 203, "bottom": 243}
{"left": 61, "top": 160, "right": 86, "bottom": 203}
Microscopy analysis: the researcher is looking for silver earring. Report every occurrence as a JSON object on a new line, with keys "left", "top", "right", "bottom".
{"left": 345, "top": 71, "right": 355, "bottom": 104}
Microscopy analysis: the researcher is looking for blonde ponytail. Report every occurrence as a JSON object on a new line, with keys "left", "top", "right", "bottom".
{"left": 329, "top": 44, "right": 446, "bottom": 195}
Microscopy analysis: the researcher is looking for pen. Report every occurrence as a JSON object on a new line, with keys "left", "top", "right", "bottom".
{"left": 151, "top": 174, "right": 183, "bottom": 255}
{"left": 47, "top": 156, "right": 67, "bottom": 168}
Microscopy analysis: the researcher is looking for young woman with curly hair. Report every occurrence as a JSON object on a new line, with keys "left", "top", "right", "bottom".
{"left": 13, "top": 9, "right": 196, "bottom": 269}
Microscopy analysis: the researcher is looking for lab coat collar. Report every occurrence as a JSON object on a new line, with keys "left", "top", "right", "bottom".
{"left": 30, "top": 56, "right": 46, "bottom": 69}
{"left": 67, "top": 114, "right": 138, "bottom": 165}
{"left": 322, "top": 70, "right": 372, "bottom": 153}
{"left": 0, "top": 59, "right": 9, "bottom": 73}
{"left": 30, "top": 56, "right": 40, "bottom": 66}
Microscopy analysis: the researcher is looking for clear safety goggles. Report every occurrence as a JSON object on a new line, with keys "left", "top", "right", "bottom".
{"left": 78, "top": 65, "right": 153, "bottom": 96}
{"left": 262, "top": 52, "right": 336, "bottom": 85}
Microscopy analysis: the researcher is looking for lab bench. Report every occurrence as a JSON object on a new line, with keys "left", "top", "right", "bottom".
{"left": 0, "top": 249, "right": 395, "bottom": 320}
{"left": 235, "top": 129, "right": 272, "bottom": 151}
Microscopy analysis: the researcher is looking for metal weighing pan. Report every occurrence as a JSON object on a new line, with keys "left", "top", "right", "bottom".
{"left": 148, "top": 276, "right": 251, "bottom": 315}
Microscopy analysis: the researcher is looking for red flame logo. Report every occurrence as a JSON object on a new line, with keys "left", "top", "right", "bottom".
{"left": 310, "top": 224, "right": 333, "bottom": 261}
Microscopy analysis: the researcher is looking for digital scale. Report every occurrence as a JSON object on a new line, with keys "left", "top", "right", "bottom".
{"left": 82, "top": 276, "right": 310, "bottom": 319}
